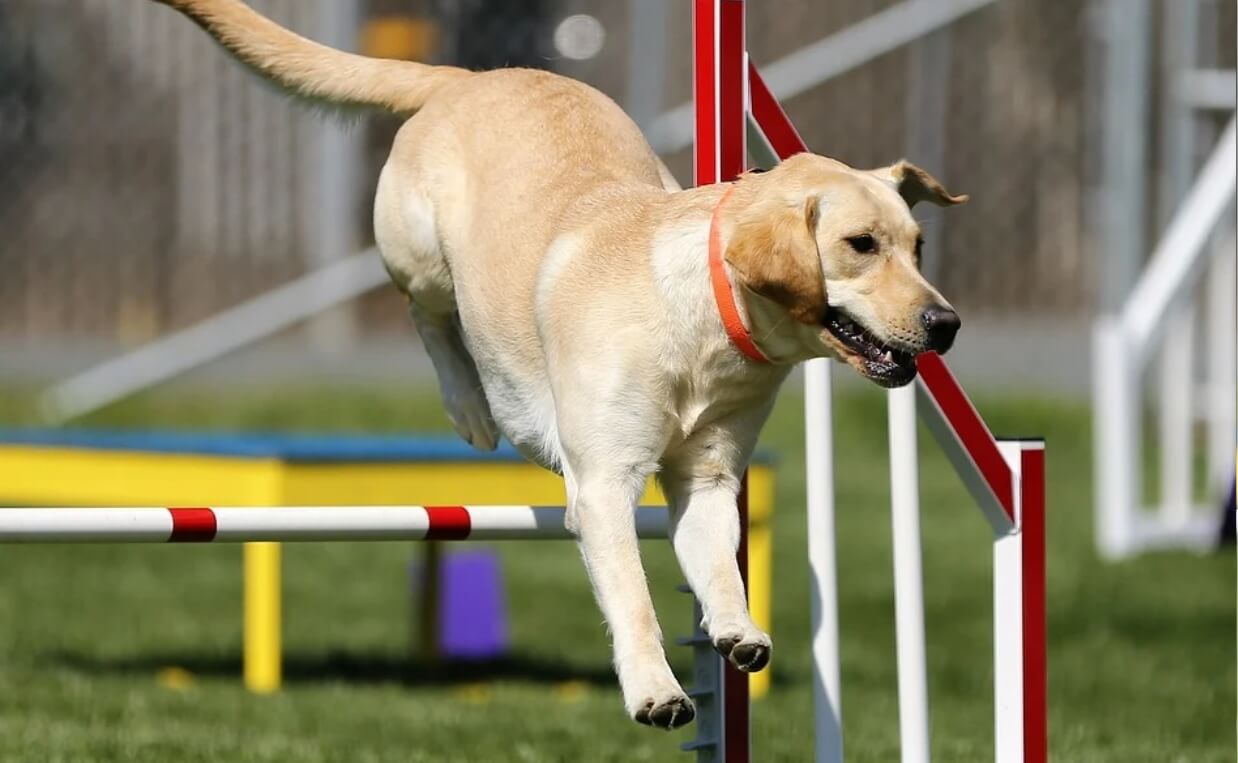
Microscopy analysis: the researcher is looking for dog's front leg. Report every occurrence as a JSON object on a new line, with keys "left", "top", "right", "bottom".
{"left": 660, "top": 412, "right": 774, "bottom": 674}
{"left": 662, "top": 474, "right": 771, "bottom": 673}
{"left": 569, "top": 467, "right": 694, "bottom": 729}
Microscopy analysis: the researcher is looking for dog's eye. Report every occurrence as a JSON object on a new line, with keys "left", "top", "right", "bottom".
{"left": 846, "top": 234, "right": 876, "bottom": 253}
{"left": 914, "top": 237, "right": 924, "bottom": 261}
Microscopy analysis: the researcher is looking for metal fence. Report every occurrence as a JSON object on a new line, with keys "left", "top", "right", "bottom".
{"left": 0, "top": 0, "right": 1232, "bottom": 350}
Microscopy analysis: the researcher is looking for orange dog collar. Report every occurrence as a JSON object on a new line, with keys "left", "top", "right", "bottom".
{"left": 708, "top": 186, "right": 771, "bottom": 364}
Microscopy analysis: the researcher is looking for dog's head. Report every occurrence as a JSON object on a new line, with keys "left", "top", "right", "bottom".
{"left": 725, "top": 153, "right": 966, "bottom": 387}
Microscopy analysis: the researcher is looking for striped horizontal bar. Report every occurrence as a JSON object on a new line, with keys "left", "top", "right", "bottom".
{"left": 0, "top": 506, "right": 671, "bottom": 543}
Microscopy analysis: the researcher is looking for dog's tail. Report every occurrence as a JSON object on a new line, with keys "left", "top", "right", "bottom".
{"left": 155, "top": 0, "right": 470, "bottom": 115}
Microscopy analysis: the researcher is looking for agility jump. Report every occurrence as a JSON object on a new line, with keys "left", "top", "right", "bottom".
{"left": 701, "top": 2, "right": 1047, "bottom": 761}
{"left": 0, "top": 503, "right": 747, "bottom": 763}
{"left": 0, "top": 1, "right": 1046, "bottom": 762}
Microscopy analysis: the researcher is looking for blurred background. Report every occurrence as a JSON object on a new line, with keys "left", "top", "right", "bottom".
{"left": 0, "top": 1, "right": 1233, "bottom": 761}
{"left": 0, "top": 0, "right": 1230, "bottom": 390}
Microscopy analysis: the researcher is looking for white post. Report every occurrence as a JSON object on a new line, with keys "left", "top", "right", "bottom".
{"left": 992, "top": 527, "right": 1025, "bottom": 762}
{"left": 1205, "top": 234, "right": 1236, "bottom": 500}
{"left": 993, "top": 443, "right": 1026, "bottom": 763}
{"left": 1123, "top": 119, "right": 1237, "bottom": 361}
{"left": 888, "top": 384, "right": 930, "bottom": 763}
{"left": 1156, "top": 0, "right": 1200, "bottom": 532}
{"left": 1158, "top": 306, "right": 1196, "bottom": 528}
{"left": 804, "top": 359, "right": 843, "bottom": 763}
{"left": 302, "top": 0, "right": 363, "bottom": 350}
{"left": 1095, "top": 0, "right": 1152, "bottom": 318}
{"left": 1093, "top": 319, "right": 1140, "bottom": 559}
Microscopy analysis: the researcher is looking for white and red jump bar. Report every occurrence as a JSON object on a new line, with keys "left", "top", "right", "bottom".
{"left": 0, "top": 506, "right": 672, "bottom": 543}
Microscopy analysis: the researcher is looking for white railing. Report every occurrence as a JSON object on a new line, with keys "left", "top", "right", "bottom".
{"left": 1093, "top": 118, "right": 1236, "bottom": 560}
{"left": 38, "top": 250, "right": 387, "bottom": 424}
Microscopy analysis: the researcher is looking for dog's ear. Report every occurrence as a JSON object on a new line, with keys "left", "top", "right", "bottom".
{"left": 875, "top": 160, "right": 968, "bottom": 208}
{"left": 726, "top": 196, "right": 827, "bottom": 325}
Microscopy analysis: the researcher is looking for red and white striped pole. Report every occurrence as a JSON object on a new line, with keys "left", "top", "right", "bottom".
{"left": 695, "top": 2, "right": 750, "bottom": 762}
{"left": 0, "top": 506, "right": 672, "bottom": 543}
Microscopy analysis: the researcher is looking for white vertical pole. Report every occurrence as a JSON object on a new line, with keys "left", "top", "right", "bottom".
{"left": 1205, "top": 237, "right": 1236, "bottom": 499}
{"left": 1195, "top": 0, "right": 1233, "bottom": 509}
{"left": 302, "top": 0, "right": 362, "bottom": 350}
{"left": 992, "top": 530, "right": 1025, "bottom": 762}
{"left": 993, "top": 443, "right": 1025, "bottom": 763}
{"left": 1156, "top": 0, "right": 1198, "bottom": 225}
{"left": 804, "top": 359, "right": 843, "bottom": 763}
{"left": 1156, "top": 0, "right": 1200, "bottom": 531}
{"left": 1093, "top": 319, "right": 1140, "bottom": 559}
{"left": 1158, "top": 307, "right": 1196, "bottom": 528}
{"left": 888, "top": 384, "right": 930, "bottom": 763}
{"left": 1096, "top": 0, "right": 1152, "bottom": 316}
{"left": 1091, "top": 0, "right": 1150, "bottom": 559}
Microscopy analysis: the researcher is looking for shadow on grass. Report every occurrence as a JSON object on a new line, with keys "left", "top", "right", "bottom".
{"left": 47, "top": 649, "right": 621, "bottom": 688}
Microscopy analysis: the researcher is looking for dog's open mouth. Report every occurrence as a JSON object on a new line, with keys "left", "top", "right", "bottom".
{"left": 822, "top": 308, "right": 918, "bottom": 388}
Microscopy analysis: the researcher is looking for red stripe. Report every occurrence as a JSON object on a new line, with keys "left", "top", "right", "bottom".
{"left": 719, "top": 0, "right": 746, "bottom": 182}
{"left": 424, "top": 506, "right": 471, "bottom": 541}
{"left": 714, "top": 4, "right": 750, "bottom": 757}
{"left": 701, "top": 5, "right": 750, "bottom": 757}
{"left": 916, "top": 352, "right": 1014, "bottom": 519}
{"left": 748, "top": 65, "right": 809, "bottom": 159}
{"left": 693, "top": 0, "right": 717, "bottom": 186}
{"left": 1020, "top": 446, "right": 1047, "bottom": 762}
{"left": 168, "top": 507, "right": 217, "bottom": 542}
{"left": 724, "top": 472, "right": 751, "bottom": 763}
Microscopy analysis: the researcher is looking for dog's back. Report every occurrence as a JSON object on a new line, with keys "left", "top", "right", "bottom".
{"left": 154, "top": 0, "right": 669, "bottom": 465}
{"left": 377, "top": 65, "right": 666, "bottom": 466}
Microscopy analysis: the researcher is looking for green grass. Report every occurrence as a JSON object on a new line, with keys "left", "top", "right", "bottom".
{"left": 0, "top": 384, "right": 1232, "bottom": 761}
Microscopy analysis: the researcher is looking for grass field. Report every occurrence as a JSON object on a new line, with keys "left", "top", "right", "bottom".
{"left": 0, "top": 383, "right": 1232, "bottom": 761}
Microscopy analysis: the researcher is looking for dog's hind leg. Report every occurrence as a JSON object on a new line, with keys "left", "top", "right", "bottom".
{"left": 376, "top": 168, "right": 499, "bottom": 451}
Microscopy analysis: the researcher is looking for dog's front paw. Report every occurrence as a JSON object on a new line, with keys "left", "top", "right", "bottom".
{"left": 632, "top": 692, "right": 695, "bottom": 730}
{"left": 712, "top": 629, "right": 772, "bottom": 673}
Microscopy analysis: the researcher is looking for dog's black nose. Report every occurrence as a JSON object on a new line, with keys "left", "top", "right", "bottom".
{"left": 921, "top": 305, "right": 960, "bottom": 353}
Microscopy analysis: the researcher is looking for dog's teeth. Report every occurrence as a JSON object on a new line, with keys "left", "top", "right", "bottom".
{"left": 881, "top": 350, "right": 894, "bottom": 363}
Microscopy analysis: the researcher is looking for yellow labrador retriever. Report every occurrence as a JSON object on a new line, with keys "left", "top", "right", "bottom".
{"left": 155, "top": 0, "right": 965, "bottom": 729}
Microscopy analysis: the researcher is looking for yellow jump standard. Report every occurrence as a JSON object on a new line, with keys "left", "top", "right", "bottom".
{"left": 0, "top": 429, "right": 776, "bottom": 696}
